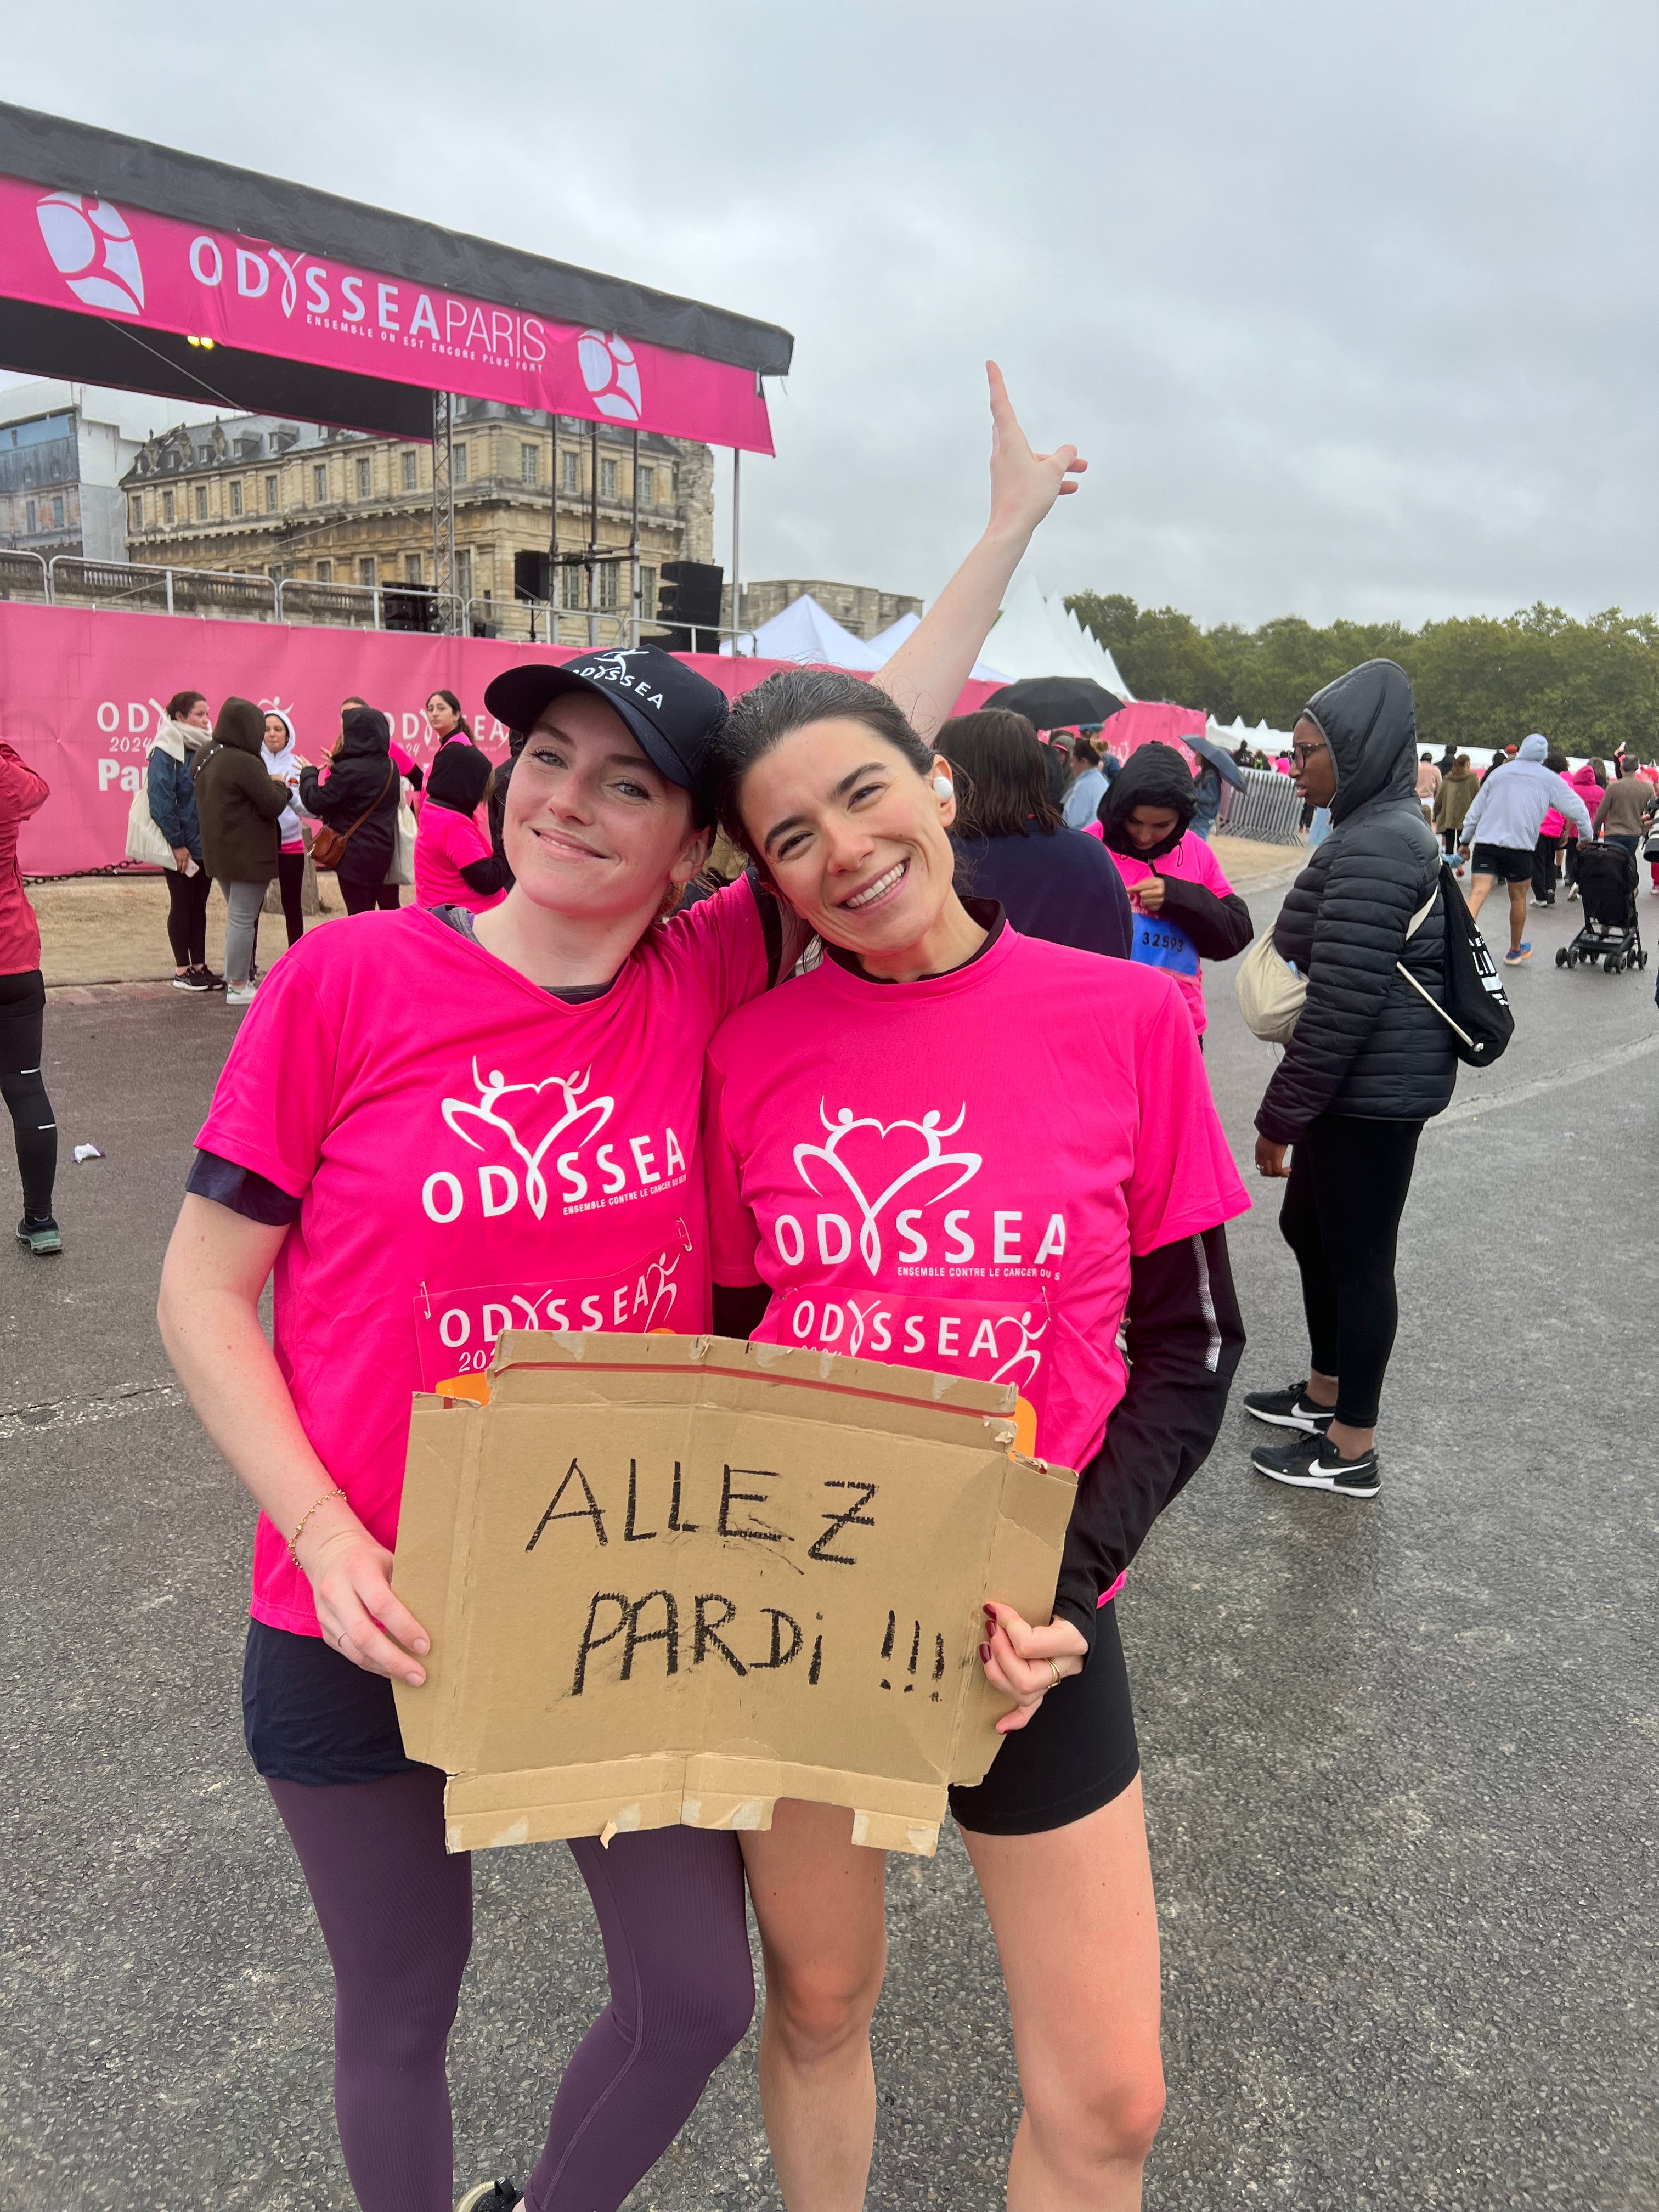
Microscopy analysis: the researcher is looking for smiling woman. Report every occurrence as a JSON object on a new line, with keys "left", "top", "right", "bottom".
{"left": 703, "top": 657, "right": 1252, "bottom": 2210}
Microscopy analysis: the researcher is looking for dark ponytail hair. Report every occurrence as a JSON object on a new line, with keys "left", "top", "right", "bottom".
{"left": 713, "top": 668, "right": 935, "bottom": 859}
{"left": 166, "top": 688, "right": 205, "bottom": 721}
{"left": 428, "top": 686, "right": 472, "bottom": 738}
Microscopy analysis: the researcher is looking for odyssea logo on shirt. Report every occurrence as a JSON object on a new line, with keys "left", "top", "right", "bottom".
{"left": 422, "top": 1057, "right": 690, "bottom": 1224}
{"left": 776, "top": 1098, "right": 1068, "bottom": 1279}
{"left": 36, "top": 191, "right": 145, "bottom": 314}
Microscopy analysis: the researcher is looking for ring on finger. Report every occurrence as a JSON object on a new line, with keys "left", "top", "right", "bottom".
{"left": 1047, "top": 1658, "right": 1062, "bottom": 1691}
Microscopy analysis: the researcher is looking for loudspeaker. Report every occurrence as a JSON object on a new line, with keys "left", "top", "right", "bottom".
{"left": 514, "top": 550, "right": 551, "bottom": 603}
{"left": 383, "top": 586, "right": 437, "bottom": 634}
{"left": 658, "top": 560, "right": 724, "bottom": 629}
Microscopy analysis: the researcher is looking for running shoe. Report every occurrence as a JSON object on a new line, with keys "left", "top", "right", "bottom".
{"left": 16, "top": 1215, "right": 63, "bottom": 1256}
{"left": 456, "top": 2184, "right": 522, "bottom": 2212}
{"left": 1242, "top": 1380, "right": 1334, "bottom": 1433}
{"left": 224, "top": 983, "right": 258, "bottom": 1007}
{"left": 1252, "top": 1429, "right": 1380, "bottom": 1498}
{"left": 1503, "top": 944, "right": 1532, "bottom": 966}
{"left": 171, "top": 969, "right": 210, "bottom": 991}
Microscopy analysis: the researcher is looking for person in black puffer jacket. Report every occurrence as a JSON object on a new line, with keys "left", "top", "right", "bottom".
{"left": 298, "top": 706, "right": 400, "bottom": 916}
{"left": 1244, "top": 659, "right": 1454, "bottom": 1505}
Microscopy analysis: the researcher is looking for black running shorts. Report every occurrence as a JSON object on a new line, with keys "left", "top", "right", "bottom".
{"left": 1469, "top": 842, "right": 1534, "bottom": 883}
{"left": 949, "top": 1600, "right": 1140, "bottom": 1836}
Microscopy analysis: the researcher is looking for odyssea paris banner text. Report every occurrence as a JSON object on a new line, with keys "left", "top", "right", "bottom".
{"left": 0, "top": 603, "right": 1001, "bottom": 876}
{"left": 5, "top": 175, "right": 775, "bottom": 455}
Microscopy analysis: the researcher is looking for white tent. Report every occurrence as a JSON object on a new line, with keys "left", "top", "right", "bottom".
{"left": 975, "top": 571, "right": 1136, "bottom": 699}
{"left": 724, "top": 594, "right": 884, "bottom": 670}
{"left": 865, "top": 611, "right": 1013, "bottom": 685}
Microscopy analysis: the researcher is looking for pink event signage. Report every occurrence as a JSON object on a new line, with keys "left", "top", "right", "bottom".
{"left": 0, "top": 602, "right": 999, "bottom": 878}
{"left": 4, "top": 173, "right": 774, "bottom": 454}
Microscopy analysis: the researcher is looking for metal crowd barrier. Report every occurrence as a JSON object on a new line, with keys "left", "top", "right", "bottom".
{"left": 1222, "top": 766, "right": 1305, "bottom": 844}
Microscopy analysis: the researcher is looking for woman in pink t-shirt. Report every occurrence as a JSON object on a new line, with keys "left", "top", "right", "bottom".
{"left": 155, "top": 367, "right": 1085, "bottom": 2212}
{"left": 413, "top": 738, "right": 509, "bottom": 913}
{"left": 1094, "top": 741, "right": 1254, "bottom": 1036}
{"left": 702, "top": 674, "right": 1250, "bottom": 2210}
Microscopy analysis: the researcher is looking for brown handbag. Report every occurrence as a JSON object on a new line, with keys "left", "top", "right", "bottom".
{"left": 309, "top": 763, "right": 395, "bottom": 871}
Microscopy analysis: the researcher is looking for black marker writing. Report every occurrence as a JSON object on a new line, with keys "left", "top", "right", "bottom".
{"left": 808, "top": 1480, "right": 878, "bottom": 1566}
{"left": 624, "top": 1459, "right": 658, "bottom": 1543}
{"left": 718, "top": 1465, "right": 785, "bottom": 1542}
{"left": 528, "top": 1458, "right": 607, "bottom": 1551}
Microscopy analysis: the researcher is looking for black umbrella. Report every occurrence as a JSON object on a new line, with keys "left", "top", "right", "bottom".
{"left": 1187, "top": 731, "right": 1249, "bottom": 791}
{"left": 981, "top": 676, "right": 1122, "bottom": 730}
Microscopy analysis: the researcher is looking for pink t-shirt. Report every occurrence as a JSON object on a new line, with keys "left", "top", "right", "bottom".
{"left": 414, "top": 800, "right": 504, "bottom": 914}
{"left": 1102, "top": 833, "right": 1235, "bottom": 1035}
{"left": 198, "top": 887, "right": 766, "bottom": 1637}
{"left": 703, "top": 923, "right": 1249, "bottom": 1484}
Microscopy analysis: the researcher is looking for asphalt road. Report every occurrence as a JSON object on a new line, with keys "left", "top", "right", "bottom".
{"left": 2, "top": 878, "right": 1655, "bottom": 2212}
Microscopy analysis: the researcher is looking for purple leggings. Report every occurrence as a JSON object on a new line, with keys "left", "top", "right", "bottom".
{"left": 268, "top": 1768, "right": 753, "bottom": 2212}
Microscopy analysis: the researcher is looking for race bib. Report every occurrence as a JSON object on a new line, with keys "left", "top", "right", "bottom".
{"left": 1131, "top": 911, "right": 1199, "bottom": 977}
{"left": 761, "top": 1283, "right": 1050, "bottom": 1457}
{"left": 415, "top": 1240, "right": 687, "bottom": 1402}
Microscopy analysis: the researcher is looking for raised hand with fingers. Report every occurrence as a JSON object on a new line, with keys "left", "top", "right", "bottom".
{"left": 985, "top": 358, "right": 1087, "bottom": 543}
{"left": 980, "top": 1599, "right": 1088, "bottom": 1734}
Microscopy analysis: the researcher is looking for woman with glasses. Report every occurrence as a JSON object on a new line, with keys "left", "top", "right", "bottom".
{"left": 1243, "top": 661, "right": 1456, "bottom": 1502}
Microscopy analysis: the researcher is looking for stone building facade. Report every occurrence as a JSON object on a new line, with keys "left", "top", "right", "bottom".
{"left": 121, "top": 401, "right": 715, "bottom": 636}
{"left": 729, "top": 578, "right": 922, "bottom": 640}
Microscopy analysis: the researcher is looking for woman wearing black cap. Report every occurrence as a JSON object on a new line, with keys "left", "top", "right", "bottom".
{"left": 157, "top": 366, "right": 1085, "bottom": 2212}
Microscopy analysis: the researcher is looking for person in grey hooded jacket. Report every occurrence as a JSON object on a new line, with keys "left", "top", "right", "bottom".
{"left": 1245, "top": 660, "right": 1455, "bottom": 1504}
{"left": 1458, "top": 731, "right": 1594, "bottom": 964}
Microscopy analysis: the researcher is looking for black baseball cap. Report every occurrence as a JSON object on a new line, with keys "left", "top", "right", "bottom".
{"left": 483, "top": 646, "right": 729, "bottom": 800}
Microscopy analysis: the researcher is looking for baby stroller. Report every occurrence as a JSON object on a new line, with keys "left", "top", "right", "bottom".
{"left": 1558, "top": 843, "right": 1647, "bottom": 974}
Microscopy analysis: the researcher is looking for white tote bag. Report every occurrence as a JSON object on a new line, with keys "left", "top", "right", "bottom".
{"left": 384, "top": 797, "right": 417, "bottom": 887}
{"left": 1238, "top": 883, "right": 1440, "bottom": 1045}
{"left": 125, "top": 755, "right": 176, "bottom": 869}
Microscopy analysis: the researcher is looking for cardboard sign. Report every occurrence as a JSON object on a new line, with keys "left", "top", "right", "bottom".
{"left": 392, "top": 1332, "right": 1077, "bottom": 1858}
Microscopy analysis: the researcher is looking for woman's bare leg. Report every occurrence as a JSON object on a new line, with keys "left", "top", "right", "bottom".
{"left": 962, "top": 1777, "right": 1165, "bottom": 2211}
{"left": 741, "top": 1801, "right": 888, "bottom": 2211}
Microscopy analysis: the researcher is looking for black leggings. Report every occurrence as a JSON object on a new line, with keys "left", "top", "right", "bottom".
{"left": 1278, "top": 1112, "right": 1423, "bottom": 1428}
{"left": 0, "top": 969, "right": 57, "bottom": 1221}
{"left": 340, "top": 873, "right": 402, "bottom": 917}
{"left": 277, "top": 850, "right": 306, "bottom": 947}
{"left": 165, "top": 865, "right": 211, "bottom": 968}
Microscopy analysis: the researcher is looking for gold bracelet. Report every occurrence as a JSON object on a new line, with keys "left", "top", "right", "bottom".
{"left": 287, "top": 1486, "right": 347, "bottom": 1567}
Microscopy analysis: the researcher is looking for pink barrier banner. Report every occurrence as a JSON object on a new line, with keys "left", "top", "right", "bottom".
{"left": 4, "top": 174, "right": 774, "bottom": 455}
{"left": 0, "top": 603, "right": 997, "bottom": 876}
{"left": 1097, "top": 699, "right": 1207, "bottom": 771}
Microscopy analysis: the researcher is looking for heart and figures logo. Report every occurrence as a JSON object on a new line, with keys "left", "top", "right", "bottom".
{"left": 792, "top": 1103, "right": 983, "bottom": 1275}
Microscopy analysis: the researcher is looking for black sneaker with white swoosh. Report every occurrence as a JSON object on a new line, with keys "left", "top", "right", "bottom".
{"left": 1251, "top": 1429, "right": 1380, "bottom": 1498}
{"left": 1243, "top": 1380, "right": 1335, "bottom": 1434}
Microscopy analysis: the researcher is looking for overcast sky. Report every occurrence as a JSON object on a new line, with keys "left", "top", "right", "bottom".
{"left": 7, "top": 0, "right": 1658, "bottom": 628}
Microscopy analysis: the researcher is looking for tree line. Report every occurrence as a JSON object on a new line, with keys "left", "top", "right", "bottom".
{"left": 1066, "top": 594, "right": 1659, "bottom": 760}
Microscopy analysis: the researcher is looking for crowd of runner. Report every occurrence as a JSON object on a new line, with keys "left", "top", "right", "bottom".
{"left": 1, "top": 366, "right": 1655, "bottom": 2212}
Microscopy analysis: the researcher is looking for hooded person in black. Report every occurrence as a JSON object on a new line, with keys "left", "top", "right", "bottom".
{"left": 422, "top": 740, "right": 511, "bottom": 906}
{"left": 298, "top": 706, "right": 401, "bottom": 916}
{"left": 1097, "top": 743, "right": 1253, "bottom": 979}
{"left": 1244, "top": 660, "right": 1455, "bottom": 1504}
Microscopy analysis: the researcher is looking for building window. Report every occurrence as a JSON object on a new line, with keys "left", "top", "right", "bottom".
{"left": 402, "top": 450, "right": 419, "bottom": 492}
{"left": 520, "top": 442, "right": 539, "bottom": 487}
{"left": 53, "top": 495, "right": 66, "bottom": 530}
{"left": 561, "top": 562, "right": 583, "bottom": 610}
{"left": 358, "top": 556, "right": 376, "bottom": 587}
{"left": 600, "top": 456, "right": 619, "bottom": 500}
{"left": 265, "top": 475, "right": 278, "bottom": 512}
{"left": 404, "top": 552, "right": 422, "bottom": 584}
{"left": 229, "top": 480, "right": 244, "bottom": 517}
{"left": 356, "top": 456, "right": 373, "bottom": 498}
{"left": 597, "top": 560, "right": 620, "bottom": 612}
{"left": 315, "top": 559, "right": 332, "bottom": 584}
{"left": 162, "top": 490, "right": 174, "bottom": 525}
{"left": 313, "top": 462, "right": 328, "bottom": 502}
{"left": 128, "top": 495, "right": 143, "bottom": 533}
{"left": 560, "top": 448, "right": 579, "bottom": 494}
{"left": 194, "top": 484, "right": 208, "bottom": 521}
{"left": 25, "top": 499, "right": 36, "bottom": 533}
{"left": 454, "top": 548, "right": 472, "bottom": 600}
{"left": 637, "top": 465, "right": 655, "bottom": 506}
{"left": 640, "top": 565, "right": 657, "bottom": 618}
{"left": 453, "top": 444, "right": 468, "bottom": 485}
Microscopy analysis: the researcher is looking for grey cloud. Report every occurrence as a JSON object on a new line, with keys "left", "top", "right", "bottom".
{"left": 8, "top": 0, "right": 1658, "bottom": 628}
